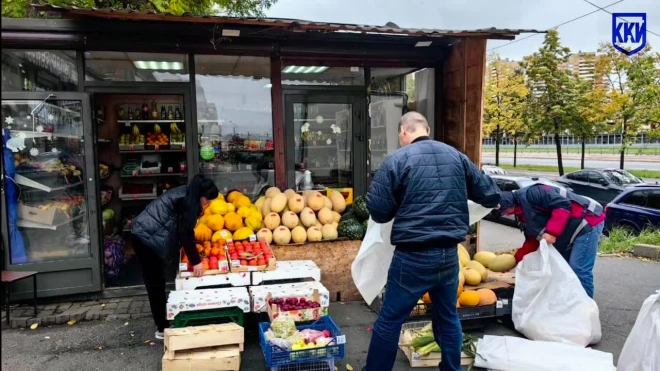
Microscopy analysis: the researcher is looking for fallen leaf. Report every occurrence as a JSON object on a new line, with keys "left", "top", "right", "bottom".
{"left": 101, "top": 304, "right": 106, "bottom": 307}
{"left": 335, "top": 368, "right": 338, "bottom": 371}
{"left": 94, "top": 346, "right": 103, "bottom": 350}
{"left": 144, "top": 339, "right": 152, "bottom": 344}
{"left": 123, "top": 322, "right": 129, "bottom": 326}
{"left": 346, "top": 365, "right": 354, "bottom": 371}
{"left": 67, "top": 320, "right": 76, "bottom": 325}
{"left": 366, "top": 327, "right": 372, "bottom": 332}
{"left": 149, "top": 342, "right": 156, "bottom": 346}
{"left": 130, "top": 334, "right": 135, "bottom": 337}
{"left": 30, "top": 323, "right": 39, "bottom": 330}
{"left": 44, "top": 336, "right": 50, "bottom": 340}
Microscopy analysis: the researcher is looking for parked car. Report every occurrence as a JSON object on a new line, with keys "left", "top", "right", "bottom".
{"left": 485, "top": 175, "right": 569, "bottom": 227}
{"left": 555, "top": 169, "right": 646, "bottom": 206}
{"left": 482, "top": 165, "right": 507, "bottom": 175}
{"left": 604, "top": 185, "right": 660, "bottom": 235}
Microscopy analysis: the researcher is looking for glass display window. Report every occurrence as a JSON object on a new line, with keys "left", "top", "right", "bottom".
{"left": 1, "top": 50, "right": 79, "bottom": 91}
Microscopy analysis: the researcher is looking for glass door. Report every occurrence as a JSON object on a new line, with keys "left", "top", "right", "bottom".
{"left": 284, "top": 93, "right": 366, "bottom": 196}
{"left": 367, "top": 92, "right": 407, "bottom": 185}
{"left": 1, "top": 92, "right": 101, "bottom": 298}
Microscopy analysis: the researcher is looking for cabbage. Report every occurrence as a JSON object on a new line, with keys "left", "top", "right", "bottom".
{"left": 102, "top": 208, "right": 115, "bottom": 221}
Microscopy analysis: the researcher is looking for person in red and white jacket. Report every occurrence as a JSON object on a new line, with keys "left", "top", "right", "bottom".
{"left": 498, "top": 184, "right": 605, "bottom": 297}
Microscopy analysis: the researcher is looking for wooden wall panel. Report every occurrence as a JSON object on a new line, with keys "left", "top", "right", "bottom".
{"left": 442, "top": 42, "right": 465, "bottom": 153}
{"left": 464, "top": 39, "right": 487, "bottom": 167}
{"left": 270, "top": 57, "right": 286, "bottom": 189}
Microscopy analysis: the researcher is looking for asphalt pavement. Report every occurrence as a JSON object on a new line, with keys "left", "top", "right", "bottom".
{"left": 2, "top": 222, "right": 659, "bottom": 371}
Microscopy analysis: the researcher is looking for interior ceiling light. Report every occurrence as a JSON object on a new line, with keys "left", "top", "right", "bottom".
{"left": 282, "top": 66, "right": 329, "bottom": 74}
{"left": 222, "top": 29, "right": 240, "bottom": 37}
{"left": 415, "top": 41, "right": 432, "bottom": 47}
{"left": 133, "top": 61, "right": 184, "bottom": 70}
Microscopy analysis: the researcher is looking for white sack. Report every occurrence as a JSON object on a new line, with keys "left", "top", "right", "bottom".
{"left": 351, "top": 201, "right": 492, "bottom": 305}
{"left": 512, "top": 240, "right": 602, "bottom": 347}
{"left": 617, "top": 290, "right": 660, "bottom": 371}
{"left": 474, "top": 335, "right": 615, "bottom": 371}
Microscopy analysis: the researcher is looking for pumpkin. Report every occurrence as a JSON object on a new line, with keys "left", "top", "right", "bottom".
{"left": 422, "top": 292, "right": 432, "bottom": 303}
{"left": 206, "top": 215, "right": 225, "bottom": 232}
{"left": 244, "top": 214, "right": 262, "bottom": 231}
{"left": 476, "top": 289, "right": 497, "bottom": 306}
{"left": 209, "top": 199, "right": 228, "bottom": 215}
{"left": 233, "top": 227, "right": 253, "bottom": 241}
{"left": 458, "top": 291, "right": 480, "bottom": 307}
{"left": 226, "top": 190, "right": 242, "bottom": 204}
{"left": 233, "top": 195, "right": 252, "bottom": 209}
{"left": 224, "top": 212, "right": 243, "bottom": 232}
{"left": 237, "top": 206, "right": 252, "bottom": 218}
{"left": 212, "top": 229, "right": 232, "bottom": 242}
{"left": 194, "top": 225, "right": 212, "bottom": 242}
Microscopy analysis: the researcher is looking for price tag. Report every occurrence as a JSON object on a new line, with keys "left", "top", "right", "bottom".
{"left": 132, "top": 195, "right": 138, "bottom": 200}
{"left": 245, "top": 164, "right": 252, "bottom": 170}
{"left": 179, "top": 263, "right": 188, "bottom": 271}
{"left": 168, "top": 167, "right": 173, "bottom": 173}
{"left": 126, "top": 220, "right": 132, "bottom": 226}
{"left": 144, "top": 169, "right": 151, "bottom": 175}
{"left": 129, "top": 145, "right": 134, "bottom": 151}
{"left": 336, "top": 335, "right": 346, "bottom": 345}
{"left": 249, "top": 235, "right": 257, "bottom": 242}
{"left": 125, "top": 122, "right": 131, "bottom": 127}
{"left": 226, "top": 168, "right": 232, "bottom": 173}
{"left": 132, "top": 171, "right": 138, "bottom": 177}
{"left": 207, "top": 164, "right": 214, "bottom": 170}
{"left": 182, "top": 145, "right": 186, "bottom": 152}
{"left": 502, "top": 299, "right": 509, "bottom": 306}
{"left": 411, "top": 352, "right": 420, "bottom": 362}
{"left": 154, "top": 145, "right": 160, "bottom": 152}
{"left": 496, "top": 300, "right": 504, "bottom": 309}
{"left": 231, "top": 259, "right": 241, "bottom": 267}
{"left": 248, "top": 266, "right": 257, "bottom": 272}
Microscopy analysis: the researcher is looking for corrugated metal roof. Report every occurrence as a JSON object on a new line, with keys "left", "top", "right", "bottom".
{"left": 34, "top": 4, "right": 543, "bottom": 39}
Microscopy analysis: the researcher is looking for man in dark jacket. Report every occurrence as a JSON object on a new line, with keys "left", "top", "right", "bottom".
{"left": 363, "top": 112, "right": 500, "bottom": 371}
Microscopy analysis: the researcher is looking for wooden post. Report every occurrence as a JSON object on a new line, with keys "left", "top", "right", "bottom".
{"left": 270, "top": 56, "right": 286, "bottom": 189}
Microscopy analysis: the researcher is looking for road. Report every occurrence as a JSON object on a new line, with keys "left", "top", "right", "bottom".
{"left": 2, "top": 222, "right": 658, "bottom": 371}
{"left": 483, "top": 155, "right": 659, "bottom": 170}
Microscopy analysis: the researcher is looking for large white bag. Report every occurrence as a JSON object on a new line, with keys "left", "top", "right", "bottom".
{"left": 512, "top": 240, "right": 602, "bottom": 347}
{"left": 474, "top": 335, "right": 615, "bottom": 371}
{"left": 617, "top": 290, "right": 660, "bottom": 371}
{"left": 351, "top": 201, "right": 492, "bottom": 305}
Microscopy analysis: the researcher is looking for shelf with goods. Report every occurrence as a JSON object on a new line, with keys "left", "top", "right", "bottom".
{"left": 95, "top": 95, "right": 189, "bottom": 287}
{"left": 2, "top": 98, "right": 92, "bottom": 264}
{"left": 368, "top": 97, "right": 402, "bottom": 173}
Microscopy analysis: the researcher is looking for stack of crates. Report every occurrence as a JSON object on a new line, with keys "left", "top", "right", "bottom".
{"left": 162, "top": 323, "right": 244, "bottom": 371}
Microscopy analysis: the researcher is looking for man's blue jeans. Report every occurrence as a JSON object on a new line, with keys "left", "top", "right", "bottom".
{"left": 365, "top": 248, "right": 462, "bottom": 371}
{"left": 569, "top": 221, "right": 604, "bottom": 298}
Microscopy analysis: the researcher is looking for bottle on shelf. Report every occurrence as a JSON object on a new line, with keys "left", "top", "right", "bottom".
{"left": 167, "top": 106, "right": 174, "bottom": 120}
{"left": 96, "top": 105, "right": 105, "bottom": 120}
{"left": 174, "top": 107, "right": 182, "bottom": 120}
{"left": 134, "top": 106, "right": 140, "bottom": 120}
{"left": 151, "top": 101, "right": 159, "bottom": 120}
{"left": 160, "top": 106, "right": 167, "bottom": 120}
{"left": 141, "top": 103, "right": 150, "bottom": 120}
{"left": 118, "top": 106, "right": 125, "bottom": 120}
{"left": 128, "top": 106, "right": 134, "bottom": 120}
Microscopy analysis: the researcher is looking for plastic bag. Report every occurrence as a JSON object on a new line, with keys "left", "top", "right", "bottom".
{"left": 300, "top": 329, "right": 325, "bottom": 343}
{"left": 270, "top": 317, "right": 297, "bottom": 339}
{"left": 512, "top": 240, "right": 602, "bottom": 347}
{"left": 617, "top": 290, "right": 660, "bottom": 371}
{"left": 474, "top": 335, "right": 615, "bottom": 371}
{"left": 351, "top": 200, "right": 493, "bottom": 304}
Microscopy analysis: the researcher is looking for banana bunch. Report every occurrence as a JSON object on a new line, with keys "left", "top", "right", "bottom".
{"left": 154, "top": 123, "right": 162, "bottom": 134}
{"left": 170, "top": 123, "right": 181, "bottom": 133}
{"left": 132, "top": 125, "right": 140, "bottom": 137}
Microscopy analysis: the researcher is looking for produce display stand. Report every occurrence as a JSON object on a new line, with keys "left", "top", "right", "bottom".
{"left": 249, "top": 281, "right": 330, "bottom": 313}
{"left": 251, "top": 260, "right": 321, "bottom": 285}
{"left": 175, "top": 271, "right": 251, "bottom": 291}
{"left": 167, "top": 287, "right": 251, "bottom": 328}
{"left": 399, "top": 321, "right": 474, "bottom": 368}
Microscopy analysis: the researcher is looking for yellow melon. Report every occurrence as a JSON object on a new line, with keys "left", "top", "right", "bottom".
{"left": 332, "top": 211, "right": 342, "bottom": 223}
{"left": 457, "top": 246, "right": 470, "bottom": 267}
{"left": 256, "top": 228, "right": 273, "bottom": 244}
{"left": 473, "top": 251, "right": 497, "bottom": 268}
{"left": 264, "top": 213, "right": 281, "bottom": 230}
{"left": 458, "top": 291, "right": 480, "bottom": 307}
{"left": 307, "top": 226, "right": 323, "bottom": 242}
{"left": 459, "top": 270, "right": 465, "bottom": 287}
{"left": 323, "top": 196, "right": 332, "bottom": 210}
{"left": 226, "top": 190, "right": 242, "bottom": 204}
{"left": 254, "top": 196, "right": 266, "bottom": 211}
{"left": 457, "top": 283, "right": 464, "bottom": 297}
{"left": 261, "top": 198, "right": 272, "bottom": 215}
{"left": 284, "top": 189, "right": 298, "bottom": 199}
{"left": 489, "top": 254, "right": 517, "bottom": 272}
{"left": 291, "top": 226, "right": 307, "bottom": 244}
{"left": 206, "top": 215, "right": 225, "bottom": 232}
{"left": 463, "top": 268, "right": 482, "bottom": 286}
{"left": 281, "top": 211, "right": 299, "bottom": 229}
{"left": 476, "top": 289, "right": 497, "bottom": 306}
{"left": 223, "top": 212, "right": 243, "bottom": 232}
{"left": 265, "top": 187, "right": 281, "bottom": 198}
{"left": 307, "top": 192, "right": 325, "bottom": 211}
{"left": 209, "top": 199, "right": 228, "bottom": 215}
{"left": 288, "top": 195, "right": 305, "bottom": 213}
{"left": 321, "top": 224, "right": 338, "bottom": 240}
{"left": 300, "top": 207, "right": 317, "bottom": 227}
{"left": 329, "top": 191, "right": 346, "bottom": 213}
{"left": 273, "top": 226, "right": 291, "bottom": 245}
{"left": 466, "top": 260, "right": 488, "bottom": 282}
{"left": 270, "top": 193, "right": 288, "bottom": 213}
{"left": 317, "top": 207, "right": 334, "bottom": 225}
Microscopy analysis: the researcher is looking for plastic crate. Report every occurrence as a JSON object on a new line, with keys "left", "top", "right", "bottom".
{"left": 259, "top": 316, "right": 345, "bottom": 368}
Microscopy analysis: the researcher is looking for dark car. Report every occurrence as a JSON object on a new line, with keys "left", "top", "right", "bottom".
{"left": 604, "top": 185, "right": 660, "bottom": 235}
{"left": 485, "top": 175, "right": 570, "bottom": 227}
{"left": 555, "top": 169, "right": 646, "bottom": 206}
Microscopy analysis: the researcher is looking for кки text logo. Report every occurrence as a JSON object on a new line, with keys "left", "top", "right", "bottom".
{"left": 612, "top": 13, "right": 647, "bottom": 56}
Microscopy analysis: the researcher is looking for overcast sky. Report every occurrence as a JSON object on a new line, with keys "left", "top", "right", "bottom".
{"left": 267, "top": 0, "right": 659, "bottom": 61}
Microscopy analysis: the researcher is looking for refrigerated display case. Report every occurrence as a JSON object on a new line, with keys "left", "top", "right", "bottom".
{"left": 1, "top": 92, "right": 101, "bottom": 298}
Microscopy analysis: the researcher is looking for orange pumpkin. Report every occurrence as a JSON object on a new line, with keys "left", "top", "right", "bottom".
{"left": 422, "top": 292, "right": 432, "bottom": 303}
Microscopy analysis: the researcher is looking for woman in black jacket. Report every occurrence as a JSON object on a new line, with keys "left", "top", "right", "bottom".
{"left": 131, "top": 174, "right": 218, "bottom": 339}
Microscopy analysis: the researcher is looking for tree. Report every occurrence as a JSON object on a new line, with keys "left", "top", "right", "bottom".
{"left": 596, "top": 43, "right": 659, "bottom": 169}
{"left": 522, "top": 30, "right": 574, "bottom": 175}
{"left": 2, "top": 0, "right": 276, "bottom": 18}
{"left": 571, "top": 71, "right": 608, "bottom": 169}
{"left": 483, "top": 53, "right": 528, "bottom": 166}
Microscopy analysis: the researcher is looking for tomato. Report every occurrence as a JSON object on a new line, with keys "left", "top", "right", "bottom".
{"left": 259, "top": 240, "right": 267, "bottom": 249}
{"left": 257, "top": 258, "right": 266, "bottom": 266}
{"left": 209, "top": 257, "right": 219, "bottom": 270}
{"left": 240, "top": 259, "right": 248, "bottom": 266}
{"left": 196, "top": 244, "right": 204, "bottom": 253}
{"left": 230, "top": 253, "right": 238, "bottom": 260}
{"left": 203, "top": 247, "right": 212, "bottom": 257}
{"left": 211, "top": 247, "right": 221, "bottom": 256}
{"left": 248, "top": 260, "right": 257, "bottom": 266}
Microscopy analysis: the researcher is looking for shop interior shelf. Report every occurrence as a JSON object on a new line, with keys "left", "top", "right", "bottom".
{"left": 17, "top": 212, "right": 86, "bottom": 230}
{"left": 15, "top": 174, "right": 83, "bottom": 193}
{"left": 117, "top": 119, "right": 184, "bottom": 124}
{"left": 120, "top": 196, "right": 158, "bottom": 202}
{"left": 120, "top": 173, "right": 186, "bottom": 178}
{"left": 118, "top": 149, "right": 185, "bottom": 154}
{"left": 9, "top": 130, "right": 82, "bottom": 140}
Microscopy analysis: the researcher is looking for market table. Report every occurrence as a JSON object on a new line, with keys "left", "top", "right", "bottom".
{"left": 2, "top": 270, "right": 38, "bottom": 325}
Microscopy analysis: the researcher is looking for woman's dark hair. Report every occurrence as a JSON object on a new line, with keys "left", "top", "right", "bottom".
{"left": 179, "top": 174, "right": 219, "bottom": 241}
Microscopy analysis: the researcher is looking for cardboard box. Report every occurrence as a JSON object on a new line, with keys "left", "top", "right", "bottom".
{"left": 227, "top": 237, "right": 277, "bottom": 273}
{"left": 399, "top": 327, "right": 473, "bottom": 367}
{"left": 166, "top": 287, "right": 250, "bottom": 321}
{"left": 18, "top": 202, "right": 66, "bottom": 225}
{"left": 266, "top": 289, "right": 328, "bottom": 322}
{"left": 162, "top": 344, "right": 240, "bottom": 371}
{"left": 164, "top": 323, "right": 244, "bottom": 359}
{"left": 249, "top": 281, "right": 330, "bottom": 313}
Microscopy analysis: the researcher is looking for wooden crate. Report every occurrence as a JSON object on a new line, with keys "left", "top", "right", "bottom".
{"left": 164, "top": 323, "right": 244, "bottom": 359}
{"left": 162, "top": 344, "right": 240, "bottom": 371}
{"left": 399, "top": 329, "right": 473, "bottom": 368}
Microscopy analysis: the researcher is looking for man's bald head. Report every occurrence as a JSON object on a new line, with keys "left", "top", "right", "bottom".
{"left": 398, "top": 111, "right": 431, "bottom": 146}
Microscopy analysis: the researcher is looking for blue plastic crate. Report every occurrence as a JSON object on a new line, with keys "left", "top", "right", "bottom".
{"left": 259, "top": 316, "right": 346, "bottom": 368}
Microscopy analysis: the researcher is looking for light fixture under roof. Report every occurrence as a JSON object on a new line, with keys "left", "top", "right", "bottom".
{"left": 282, "top": 66, "right": 329, "bottom": 74}
{"left": 415, "top": 41, "right": 432, "bottom": 47}
{"left": 133, "top": 61, "right": 184, "bottom": 70}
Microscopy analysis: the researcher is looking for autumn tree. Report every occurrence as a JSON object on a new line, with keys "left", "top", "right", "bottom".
{"left": 596, "top": 43, "right": 660, "bottom": 169}
{"left": 570, "top": 70, "right": 609, "bottom": 169}
{"left": 483, "top": 53, "right": 528, "bottom": 166}
{"left": 2, "top": 0, "right": 276, "bottom": 17}
{"left": 522, "top": 30, "right": 574, "bottom": 175}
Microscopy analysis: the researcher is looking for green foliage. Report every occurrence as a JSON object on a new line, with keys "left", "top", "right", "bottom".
{"left": 484, "top": 53, "right": 528, "bottom": 138}
{"left": 599, "top": 227, "right": 660, "bottom": 255}
{"left": 2, "top": 0, "right": 276, "bottom": 18}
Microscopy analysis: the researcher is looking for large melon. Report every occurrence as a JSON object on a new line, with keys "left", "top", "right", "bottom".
{"left": 476, "top": 289, "right": 497, "bottom": 306}
{"left": 256, "top": 228, "right": 273, "bottom": 244}
{"left": 272, "top": 226, "right": 291, "bottom": 245}
{"left": 307, "top": 226, "right": 323, "bottom": 242}
{"left": 291, "top": 226, "right": 307, "bottom": 244}
{"left": 465, "top": 260, "right": 488, "bottom": 282}
{"left": 300, "top": 207, "right": 318, "bottom": 228}
{"left": 323, "top": 196, "right": 333, "bottom": 210}
{"left": 463, "top": 268, "right": 482, "bottom": 286}
{"left": 489, "top": 254, "right": 517, "bottom": 272}
{"left": 329, "top": 191, "right": 346, "bottom": 212}
{"left": 457, "top": 245, "right": 470, "bottom": 267}
{"left": 307, "top": 192, "right": 325, "bottom": 211}
{"left": 281, "top": 211, "right": 299, "bottom": 229}
{"left": 473, "top": 251, "right": 497, "bottom": 268}
{"left": 458, "top": 270, "right": 465, "bottom": 287}
{"left": 263, "top": 212, "right": 281, "bottom": 230}
{"left": 317, "top": 208, "right": 334, "bottom": 225}
{"left": 284, "top": 189, "right": 298, "bottom": 199}
{"left": 321, "top": 224, "right": 338, "bottom": 240}
{"left": 265, "top": 187, "right": 281, "bottom": 198}
{"left": 288, "top": 195, "right": 305, "bottom": 213}
{"left": 270, "top": 193, "right": 288, "bottom": 213}
{"left": 458, "top": 291, "right": 480, "bottom": 307}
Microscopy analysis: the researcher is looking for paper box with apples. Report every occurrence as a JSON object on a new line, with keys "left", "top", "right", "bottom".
{"left": 249, "top": 281, "right": 330, "bottom": 313}
{"left": 266, "top": 289, "right": 328, "bottom": 322}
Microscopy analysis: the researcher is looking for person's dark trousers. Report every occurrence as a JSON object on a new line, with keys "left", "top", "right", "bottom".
{"left": 365, "top": 247, "right": 462, "bottom": 371}
{"left": 133, "top": 237, "right": 168, "bottom": 332}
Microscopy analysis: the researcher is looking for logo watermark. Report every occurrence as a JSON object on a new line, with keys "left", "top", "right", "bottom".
{"left": 612, "top": 13, "right": 647, "bottom": 56}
